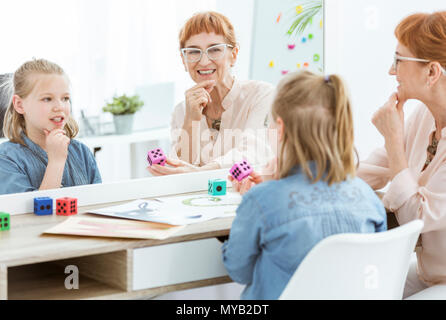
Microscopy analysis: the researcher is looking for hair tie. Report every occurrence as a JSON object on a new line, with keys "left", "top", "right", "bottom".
{"left": 324, "top": 75, "right": 331, "bottom": 83}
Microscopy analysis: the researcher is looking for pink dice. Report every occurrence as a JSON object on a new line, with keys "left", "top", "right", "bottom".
{"left": 230, "top": 160, "right": 253, "bottom": 182}
{"left": 147, "top": 148, "right": 166, "bottom": 166}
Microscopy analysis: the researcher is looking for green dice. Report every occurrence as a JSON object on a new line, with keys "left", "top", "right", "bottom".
{"left": 0, "top": 212, "right": 10, "bottom": 231}
{"left": 208, "top": 179, "right": 227, "bottom": 196}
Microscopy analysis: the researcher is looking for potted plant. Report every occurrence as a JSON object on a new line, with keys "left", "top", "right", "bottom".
{"left": 102, "top": 94, "right": 144, "bottom": 135}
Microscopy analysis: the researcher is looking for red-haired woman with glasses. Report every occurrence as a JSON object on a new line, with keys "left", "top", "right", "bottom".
{"left": 358, "top": 11, "right": 446, "bottom": 299}
{"left": 147, "top": 11, "right": 275, "bottom": 176}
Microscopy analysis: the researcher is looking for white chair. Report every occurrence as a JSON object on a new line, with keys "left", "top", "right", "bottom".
{"left": 279, "top": 220, "right": 424, "bottom": 300}
{"left": 405, "top": 284, "right": 446, "bottom": 300}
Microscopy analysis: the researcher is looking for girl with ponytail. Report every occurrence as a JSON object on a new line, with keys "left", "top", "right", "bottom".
{"left": 222, "top": 70, "right": 387, "bottom": 300}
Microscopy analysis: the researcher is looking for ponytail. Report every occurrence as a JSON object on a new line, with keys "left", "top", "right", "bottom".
{"left": 272, "top": 70, "right": 356, "bottom": 185}
{"left": 324, "top": 74, "right": 356, "bottom": 180}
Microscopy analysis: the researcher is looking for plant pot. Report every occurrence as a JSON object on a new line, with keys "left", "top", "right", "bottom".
{"left": 113, "top": 114, "right": 135, "bottom": 135}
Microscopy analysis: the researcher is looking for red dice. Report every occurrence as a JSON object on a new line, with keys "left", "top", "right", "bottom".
{"left": 56, "top": 197, "right": 78, "bottom": 216}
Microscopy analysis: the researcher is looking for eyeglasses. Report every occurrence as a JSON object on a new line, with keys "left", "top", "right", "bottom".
{"left": 181, "top": 43, "right": 234, "bottom": 63}
{"left": 392, "top": 54, "right": 446, "bottom": 75}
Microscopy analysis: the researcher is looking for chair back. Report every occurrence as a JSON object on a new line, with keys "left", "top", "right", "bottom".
{"left": 279, "top": 220, "right": 424, "bottom": 300}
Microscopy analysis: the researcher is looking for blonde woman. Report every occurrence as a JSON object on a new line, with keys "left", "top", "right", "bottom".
{"left": 0, "top": 59, "right": 101, "bottom": 195}
{"left": 222, "top": 71, "right": 387, "bottom": 300}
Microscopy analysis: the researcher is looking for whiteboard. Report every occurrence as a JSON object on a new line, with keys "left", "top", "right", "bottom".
{"left": 250, "top": 0, "right": 324, "bottom": 85}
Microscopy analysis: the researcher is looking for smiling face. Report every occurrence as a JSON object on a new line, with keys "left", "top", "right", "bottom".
{"left": 389, "top": 43, "right": 429, "bottom": 101}
{"left": 13, "top": 73, "right": 71, "bottom": 139}
{"left": 181, "top": 32, "right": 238, "bottom": 84}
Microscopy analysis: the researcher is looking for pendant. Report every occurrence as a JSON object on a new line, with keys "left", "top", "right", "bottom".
{"left": 212, "top": 119, "right": 221, "bottom": 131}
{"left": 427, "top": 138, "right": 438, "bottom": 156}
{"left": 427, "top": 145, "right": 437, "bottom": 156}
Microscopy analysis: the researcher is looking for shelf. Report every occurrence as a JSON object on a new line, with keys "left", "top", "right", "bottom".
{"left": 7, "top": 250, "right": 131, "bottom": 300}
{"left": 78, "top": 127, "right": 170, "bottom": 149}
{"left": 0, "top": 127, "right": 170, "bottom": 148}
{"left": 8, "top": 262, "right": 125, "bottom": 300}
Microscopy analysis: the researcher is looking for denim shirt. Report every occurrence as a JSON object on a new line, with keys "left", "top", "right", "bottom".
{"left": 222, "top": 164, "right": 387, "bottom": 300}
{"left": 0, "top": 134, "right": 102, "bottom": 195}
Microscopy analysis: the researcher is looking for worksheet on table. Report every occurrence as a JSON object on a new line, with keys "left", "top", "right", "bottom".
{"left": 88, "top": 192, "right": 243, "bottom": 225}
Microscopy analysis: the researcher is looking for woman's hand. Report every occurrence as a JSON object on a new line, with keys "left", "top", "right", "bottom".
{"left": 372, "top": 93, "right": 406, "bottom": 144}
{"left": 147, "top": 158, "right": 200, "bottom": 176}
{"left": 184, "top": 80, "right": 216, "bottom": 122}
{"left": 229, "top": 158, "right": 278, "bottom": 195}
{"left": 44, "top": 129, "right": 70, "bottom": 163}
{"left": 372, "top": 93, "right": 408, "bottom": 179}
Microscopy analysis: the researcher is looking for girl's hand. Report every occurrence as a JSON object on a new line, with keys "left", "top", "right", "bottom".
{"left": 228, "top": 171, "right": 263, "bottom": 195}
{"left": 147, "top": 158, "right": 199, "bottom": 176}
{"left": 229, "top": 158, "right": 278, "bottom": 195}
{"left": 184, "top": 80, "right": 216, "bottom": 122}
{"left": 372, "top": 93, "right": 406, "bottom": 143}
{"left": 44, "top": 129, "right": 70, "bottom": 163}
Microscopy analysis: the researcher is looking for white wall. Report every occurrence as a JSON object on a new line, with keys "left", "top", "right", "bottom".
{"left": 216, "top": 0, "right": 255, "bottom": 81}
{"left": 325, "top": 0, "right": 445, "bottom": 161}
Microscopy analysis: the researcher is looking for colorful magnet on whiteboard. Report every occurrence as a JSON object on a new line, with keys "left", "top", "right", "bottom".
{"left": 288, "top": 44, "right": 296, "bottom": 50}
{"left": 297, "top": 63, "right": 302, "bottom": 68}
{"left": 281, "top": 70, "right": 289, "bottom": 75}
{"left": 269, "top": 60, "right": 275, "bottom": 68}
{"left": 313, "top": 54, "right": 320, "bottom": 62}
{"left": 276, "top": 13, "right": 282, "bottom": 23}
{"left": 308, "top": 34, "right": 314, "bottom": 40}
{"left": 302, "top": 37, "right": 307, "bottom": 43}
{"left": 304, "top": 62, "right": 309, "bottom": 68}
{"left": 296, "top": 5, "right": 303, "bottom": 14}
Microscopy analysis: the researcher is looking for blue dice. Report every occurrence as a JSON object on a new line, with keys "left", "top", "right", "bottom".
{"left": 34, "top": 197, "right": 53, "bottom": 216}
{"left": 208, "top": 179, "right": 227, "bottom": 196}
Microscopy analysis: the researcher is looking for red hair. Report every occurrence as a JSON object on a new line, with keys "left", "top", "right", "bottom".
{"left": 179, "top": 11, "right": 237, "bottom": 49}
{"left": 395, "top": 11, "right": 446, "bottom": 67}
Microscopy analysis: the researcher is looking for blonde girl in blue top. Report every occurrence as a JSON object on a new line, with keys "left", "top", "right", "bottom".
{"left": 222, "top": 71, "right": 387, "bottom": 300}
{"left": 0, "top": 59, "right": 101, "bottom": 195}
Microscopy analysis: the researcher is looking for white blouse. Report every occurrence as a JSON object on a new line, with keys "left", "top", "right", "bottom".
{"left": 358, "top": 103, "right": 446, "bottom": 286}
{"left": 170, "top": 78, "right": 276, "bottom": 168}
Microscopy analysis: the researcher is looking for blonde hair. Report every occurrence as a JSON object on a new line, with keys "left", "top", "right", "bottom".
{"left": 3, "top": 58, "right": 79, "bottom": 145}
{"left": 271, "top": 70, "right": 356, "bottom": 185}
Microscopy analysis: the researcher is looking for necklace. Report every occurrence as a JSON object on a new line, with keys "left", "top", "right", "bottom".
{"left": 424, "top": 131, "right": 439, "bottom": 169}
{"left": 205, "top": 111, "right": 222, "bottom": 131}
{"left": 211, "top": 119, "right": 221, "bottom": 131}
